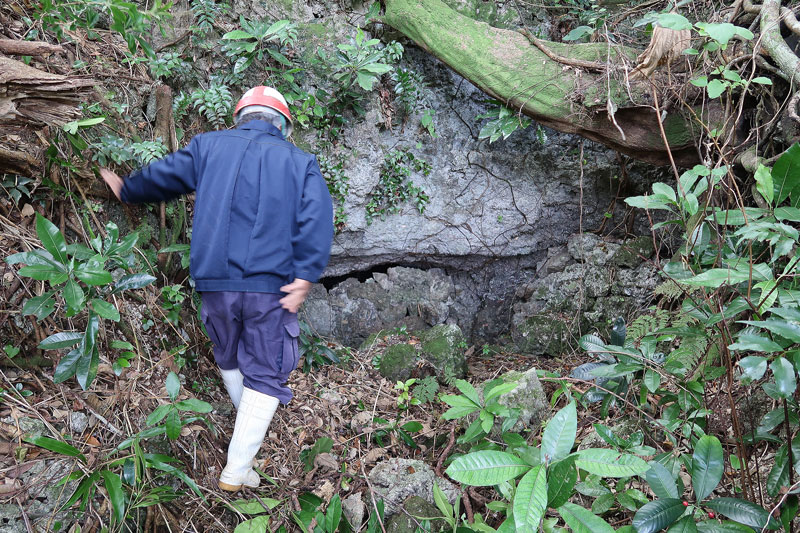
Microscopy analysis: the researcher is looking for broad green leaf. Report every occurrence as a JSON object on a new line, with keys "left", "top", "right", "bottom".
{"left": 644, "top": 369, "right": 661, "bottom": 392}
{"left": 441, "top": 394, "right": 480, "bottom": 408}
{"left": 754, "top": 164, "right": 773, "bottom": 205}
{"left": 360, "top": 63, "right": 392, "bottom": 74}
{"left": 696, "top": 22, "right": 737, "bottom": 46}
{"left": 146, "top": 404, "right": 172, "bottom": 426}
{"left": 433, "top": 482, "right": 453, "bottom": 519}
{"left": 23, "top": 292, "right": 56, "bottom": 321}
{"left": 692, "top": 435, "right": 723, "bottom": 501}
{"left": 540, "top": 402, "right": 576, "bottom": 463}
{"left": 770, "top": 357, "right": 796, "bottom": 398}
{"left": 54, "top": 347, "right": 82, "bottom": 383}
{"left": 222, "top": 29, "right": 254, "bottom": 40}
{"left": 6, "top": 250, "right": 60, "bottom": 267}
{"left": 668, "top": 516, "right": 699, "bottom": 533}
{"left": 657, "top": 13, "right": 692, "bottom": 30}
{"left": 632, "top": 498, "right": 685, "bottom": 533}
{"left": 227, "top": 497, "right": 281, "bottom": 514}
{"left": 63, "top": 279, "right": 84, "bottom": 311}
{"left": 775, "top": 206, "right": 800, "bottom": 221}
{"left": 766, "top": 445, "right": 789, "bottom": 497}
{"left": 158, "top": 244, "right": 190, "bottom": 253}
{"left": 325, "top": 494, "right": 342, "bottom": 532}
{"left": 175, "top": 399, "right": 213, "bottom": 413}
{"left": 454, "top": 379, "right": 482, "bottom": 407}
{"left": 707, "top": 79, "right": 726, "bottom": 98}
{"left": 706, "top": 497, "right": 779, "bottom": 530}
{"left": 730, "top": 336, "right": 782, "bottom": 354}
{"left": 557, "top": 502, "right": 615, "bottom": 533}
{"left": 592, "top": 492, "right": 614, "bottom": 514}
{"left": 773, "top": 143, "right": 800, "bottom": 206}
{"left": 91, "top": 299, "right": 120, "bottom": 321}
{"left": 780, "top": 495, "right": 798, "bottom": 532}
{"left": 484, "top": 381, "right": 518, "bottom": 402}
{"left": 645, "top": 461, "right": 679, "bottom": 499}
{"left": 166, "top": 371, "right": 180, "bottom": 401}
{"left": 696, "top": 520, "right": 756, "bottom": 532}
{"left": 442, "top": 405, "right": 481, "bottom": 419}
{"left": 563, "top": 25, "right": 593, "bottom": 41}
{"left": 578, "top": 334, "right": 607, "bottom": 354}
{"left": 234, "top": 516, "right": 271, "bottom": 533}
{"left": 650, "top": 183, "right": 676, "bottom": 203}
{"left": 513, "top": 464, "right": 547, "bottom": 533}
{"left": 165, "top": 409, "right": 181, "bottom": 440}
{"left": 38, "top": 332, "right": 83, "bottom": 350}
{"left": 445, "top": 451, "right": 530, "bottom": 486}
{"left": 547, "top": 458, "right": 577, "bottom": 508}
{"left": 114, "top": 273, "right": 156, "bottom": 292}
{"left": 36, "top": 213, "right": 68, "bottom": 265}
{"left": 681, "top": 269, "right": 751, "bottom": 288}
{"left": 574, "top": 448, "right": 650, "bottom": 477}
{"left": 25, "top": 436, "right": 86, "bottom": 462}
{"left": 76, "top": 344, "right": 99, "bottom": 391}
{"left": 101, "top": 470, "right": 125, "bottom": 522}
{"left": 18, "top": 264, "right": 67, "bottom": 281}
{"left": 737, "top": 356, "right": 768, "bottom": 382}
{"left": 356, "top": 71, "right": 376, "bottom": 91}
{"left": 74, "top": 263, "right": 112, "bottom": 286}
{"left": 740, "top": 318, "right": 800, "bottom": 343}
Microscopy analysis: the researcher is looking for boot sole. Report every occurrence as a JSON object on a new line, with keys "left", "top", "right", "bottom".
{"left": 218, "top": 480, "right": 243, "bottom": 492}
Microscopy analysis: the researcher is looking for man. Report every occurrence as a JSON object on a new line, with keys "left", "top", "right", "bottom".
{"left": 100, "top": 86, "right": 334, "bottom": 491}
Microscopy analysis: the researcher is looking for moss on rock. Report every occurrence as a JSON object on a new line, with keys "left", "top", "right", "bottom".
{"left": 379, "top": 343, "right": 418, "bottom": 382}
{"left": 386, "top": 496, "right": 447, "bottom": 533}
{"left": 419, "top": 324, "right": 467, "bottom": 383}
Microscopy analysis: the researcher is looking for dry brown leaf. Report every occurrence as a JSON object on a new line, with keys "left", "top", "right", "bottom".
{"left": 363, "top": 447, "right": 387, "bottom": 464}
{"left": 313, "top": 480, "right": 335, "bottom": 502}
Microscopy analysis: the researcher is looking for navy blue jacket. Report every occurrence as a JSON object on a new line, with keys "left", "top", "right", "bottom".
{"left": 121, "top": 121, "right": 334, "bottom": 293}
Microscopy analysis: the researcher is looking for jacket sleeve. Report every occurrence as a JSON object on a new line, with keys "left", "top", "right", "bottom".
{"left": 292, "top": 156, "right": 334, "bottom": 283}
{"left": 120, "top": 137, "right": 200, "bottom": 203}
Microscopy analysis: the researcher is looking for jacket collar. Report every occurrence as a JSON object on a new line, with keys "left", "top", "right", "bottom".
{"left": 237, "top": 120, "right": 285, "bottom": 140}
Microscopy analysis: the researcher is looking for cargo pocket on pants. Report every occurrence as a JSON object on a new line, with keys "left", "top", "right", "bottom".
{"left": 280, "top": 320, "right": 300, "bottom": 374}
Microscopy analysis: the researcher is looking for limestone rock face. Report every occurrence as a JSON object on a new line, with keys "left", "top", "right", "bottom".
{"left": 511, "top": 233, "right": 658, "bottom": 355}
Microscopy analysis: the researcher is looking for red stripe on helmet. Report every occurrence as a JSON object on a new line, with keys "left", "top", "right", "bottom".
{"left": 234, "top": 94, "right": 292, "bottom": 123}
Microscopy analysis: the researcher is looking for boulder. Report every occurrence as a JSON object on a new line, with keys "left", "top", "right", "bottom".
{"left": 368, "top": 458, "right": 459, "bottom": 517}
{"left": 386, "top": 496, "right": 447, "bottom": 533}
{"left": 378, "top": 343, "right": 418, "bottom": 382}
{"left": 488, "top": 367, "right": 548, "bottom": 434}
{"left": 419, "top": 324, "right": 468, "bottom": 383}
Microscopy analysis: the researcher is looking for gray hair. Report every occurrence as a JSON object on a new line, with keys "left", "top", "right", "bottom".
{"left": 234, "top": 106, "right": 286, "bottom": 132}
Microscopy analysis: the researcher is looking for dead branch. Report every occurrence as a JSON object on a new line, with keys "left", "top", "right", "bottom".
{"left": 517, "top": 28, "right": 608, "bottom": 71}
{"left": 0, "top": 39, "right": 64, "bottom": 56}
{"left": 631, "top": 25, "right": 691, "bottom": 79}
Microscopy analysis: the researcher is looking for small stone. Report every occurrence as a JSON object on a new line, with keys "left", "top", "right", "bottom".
{"left": 342, "top": 492, "right": 365, "bottom": 529}
{"left": 320, "top": 389, "right": 345, "bottom": 405}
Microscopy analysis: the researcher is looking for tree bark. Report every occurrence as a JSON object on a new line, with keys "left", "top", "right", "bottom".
{"left": 382, "top": 0, "right": 700, "bottom": 166}
{"left": 0, "top": 39, "right": 64, "bottom": 56}
{"left": 0, "top": 56, "right": 94, "bottom": 126}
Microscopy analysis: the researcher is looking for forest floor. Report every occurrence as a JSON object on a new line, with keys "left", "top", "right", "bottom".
{"left": 0, "top": 324, "right": 587, "bottom": 532}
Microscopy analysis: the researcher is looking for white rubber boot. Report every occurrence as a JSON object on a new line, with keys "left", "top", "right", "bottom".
{"left": 219, "top": 368, "right": 244, "bottom": 409}
{"left": 218, "top": 388, "right": 279, "bottom": 492}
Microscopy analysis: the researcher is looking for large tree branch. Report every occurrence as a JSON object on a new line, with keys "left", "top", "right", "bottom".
{"left": 383, "top": 0, "right": 700, "bottom": 165}
{"left": 760, "top": 0, "right": 800, "bottom": 87}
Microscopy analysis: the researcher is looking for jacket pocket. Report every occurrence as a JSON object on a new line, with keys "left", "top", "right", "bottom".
{"left": 280, "top": 320, "right": 300, "bottom": 374}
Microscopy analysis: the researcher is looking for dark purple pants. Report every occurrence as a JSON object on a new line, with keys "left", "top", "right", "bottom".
{"left": 200, "top": 291, "right": 300, "bottom": 404}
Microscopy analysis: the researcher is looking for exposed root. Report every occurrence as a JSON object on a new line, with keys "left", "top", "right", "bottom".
{"left": 631, "top": 25, "right": 691, "bottom": 79}
{"left": 517, "top": 28, "right": 608, "bottom": 71}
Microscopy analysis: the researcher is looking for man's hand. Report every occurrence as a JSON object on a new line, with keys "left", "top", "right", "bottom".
{"left": 99, "top": 168, "right": 124, "bottom": 201}
{"left": 279, "top": 279, "right": 312, "bottom": 313}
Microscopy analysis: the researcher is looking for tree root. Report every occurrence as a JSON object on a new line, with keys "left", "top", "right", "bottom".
{"left": 517, "top": 28, "right": 607, "bottom": 71}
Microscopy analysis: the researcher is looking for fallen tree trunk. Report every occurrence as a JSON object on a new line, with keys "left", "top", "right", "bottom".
{"left": 0, "top": 55, "right": 95, "bottom": 175}
{"left": 0, "top": 39, "right": 64, "bottom": 56}
{"left": 0, "top": 55, "right": 94, "bottom": 126}
{"left": 382, "top": 0, "right": 700, "bottom": 166}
